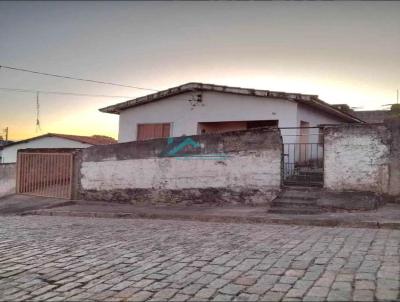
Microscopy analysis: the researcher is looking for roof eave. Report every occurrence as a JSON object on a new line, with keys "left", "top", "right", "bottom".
{"left": 303, "top": 98, "right": 365, "bottom": 123}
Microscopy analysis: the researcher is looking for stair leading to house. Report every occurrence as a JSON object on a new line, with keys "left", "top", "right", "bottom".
{"left": 268, "top": 186, "right": 326, "bottom": 215}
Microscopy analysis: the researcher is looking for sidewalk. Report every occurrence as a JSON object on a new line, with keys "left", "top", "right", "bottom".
{"left": 24, "top": 199, "right": 400, "bottom": 229}
{"left": 0, "top": 194, "right": 73, "bottom": 215}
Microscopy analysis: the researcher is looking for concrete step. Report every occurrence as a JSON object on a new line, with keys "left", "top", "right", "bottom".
{"left": 280, "top": 191, "right": 320, "bottom": 200}
{"left": 268, "top": 206, "right": 326, "bottom": 215}
{"left": 283, "top": 181, "right": 323, "bottom": 187}
{"left": 268, "top": 186, "right": 325, "bottom": 215}
{"left": 271, "top": 199, "right": 317, "bottom": 207}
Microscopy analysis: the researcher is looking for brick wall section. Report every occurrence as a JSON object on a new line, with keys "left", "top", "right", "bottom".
{"left": 324, "top": 123, "right": 393, "bottom": 195}
{"left": 78, "top": 128, "right": 282, "bottom": 205}
{"left": 0, "top": 163, "right": 16, "bottom": 198}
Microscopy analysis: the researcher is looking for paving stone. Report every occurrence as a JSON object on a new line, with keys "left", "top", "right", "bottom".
{"left": 331, "top": 281, "right": 352, "bottom": 291}
{"left": 110, "top": 280, "right": 134, "bottom": 291}
{"left": 145, "top": 281, "right": 171, "bottom": 291}
{"left": 127, "top": 290, "right": 153, "bottom": 302}
{"left": 151, "top": 288, "right": 178, "bottom": 300}
{"left": 234, "top": 293, "right": 260, "bottom": 301}
{"left": 306, "top": 286, "right": 329, "bottom": 297}
{"left": 195, "top": 287, "right": 217, "bottom": 299}
{"left": 1, "top": 216, "right": 400, "bottom": 302}
{"left": 219, "top": 284, "right": 245, "bottom": 295}
{"left": 179, "top": 283, "right": 203, "bottom": 295}
{"left": 271, "top": 283, "right": 292, "bottom": 292}
{"left": 115, "top": 286, "right": 141, "bottom": 298}
{"left": 234, "top": 276, "right": 257, "bottom": 286}
{"left": 261, "top": 291, "right": 285, "bottom": 301}
{"left": 212, "top": 294, "right": 233, "bottom": 301}
{"left": 208, "top": 278, "right": 230, "bottom": 289}
{"left": 353, "top": 289, "right": 374, "bottom": 301}
{"left": 375, "top": 289, "right": 399, "bottom": 301}
{"left": 55, "top": 282, "right": 81, "bottom": 292}
{"left": 245, "top": 283, "right": 272, "bottom": 295}
{"left": 30, "top": 285, "right": 58, "bottom": 297}
{"left": 170, "top": 293, "right": 191, "bottom": 301}
{"left": 222, "top": 270, "right": 242, "bottom": 280}
{"left": 284, "top": 288, "right": 307, "bottom": 298}
{"left": 133, "top": 279, "right": 155, "bottom": 288}
{"left": 327, "top": 289, "right": 352, "bottom": 301}
{"left": 377, "top": 278, "right": 399, "bottom": 289}
{"left": 279, "top": 276, "right": 298, "bottom": 284}
{"left": 284, "top": 270, "right": 305, "bottom": 278}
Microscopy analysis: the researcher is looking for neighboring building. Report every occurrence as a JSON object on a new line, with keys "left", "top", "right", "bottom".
{"left": 331, "top": 104, "right": 393, "bottom": 124}
{"left": 352, "top": 110, "right": 392, "bottom": 123}
{"left": 0, "top": 139, "right": 13, "bottom": 163}
{"left": 0, "top": 133, "right": 116, "bottom": 163}
{"left": 99, "top": 82, "right": 363, "bottom": 143}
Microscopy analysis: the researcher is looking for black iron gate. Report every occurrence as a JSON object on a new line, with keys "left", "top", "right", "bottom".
{"left": 280, "top": 127, "right": 324, "bottom": 187}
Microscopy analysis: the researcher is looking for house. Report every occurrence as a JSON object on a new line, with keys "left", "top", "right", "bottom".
{"left": 0, "top": 138, "right": 13, "bottom": 163}
{"left": 0, "top": 133, "right": 116, "bottom": 163}
{"left": 99, "top": 82, "right": 363, "bottom": 143}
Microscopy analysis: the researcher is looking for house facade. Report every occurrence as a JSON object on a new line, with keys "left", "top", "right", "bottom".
{"left": 0, "top": 133, "right": 116, "bottom": 163}
{"left": 100, "top": 82, "right": 362, "bottom": 144}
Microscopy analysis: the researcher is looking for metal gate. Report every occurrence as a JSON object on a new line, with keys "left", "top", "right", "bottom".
{"left": 281, "top": 127, "right": 324, "bottom": 187}
{"left": 17, "top": 152, "right": 73, "bottom": 199}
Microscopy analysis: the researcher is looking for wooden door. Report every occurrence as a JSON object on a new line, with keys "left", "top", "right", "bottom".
{"left": 137, "top": 123, "right": 171, "bottom": 141}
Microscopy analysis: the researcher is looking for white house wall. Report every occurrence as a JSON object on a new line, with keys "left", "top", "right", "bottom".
{"left": 118, "top": 91, "right": 299, "bottom": 143}
{"left": 295, "top": 104, "right": 346, "bottom": 144}
{"left": 1, "top": 137, "right": 92, "bottom": 163}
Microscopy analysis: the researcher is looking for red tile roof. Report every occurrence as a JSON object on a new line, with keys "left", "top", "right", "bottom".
{"left": 5, "top": 133, "right": 116, "bottom": 148}
{"left": 49, "top": 133, "right": 116, "bottom": 145}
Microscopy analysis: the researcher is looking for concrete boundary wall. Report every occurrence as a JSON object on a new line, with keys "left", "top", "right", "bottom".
{"left": 78, "top": 128, "right": 282, "bottom": 205}
{"left": 0, "top": 163, "right": 16, "bottom": 198}
{"left": 323, "top": 118, "right": 400, "bottom": 202}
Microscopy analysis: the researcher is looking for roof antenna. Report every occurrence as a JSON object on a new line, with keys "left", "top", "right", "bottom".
{"left": 36, "top": 91, "right": 41, "bottom": 132}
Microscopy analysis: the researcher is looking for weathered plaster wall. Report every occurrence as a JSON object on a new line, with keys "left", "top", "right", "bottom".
{"left": 79, "top": 128, "right": 282, "bottom": 205}
{"left": 0, "top": 163, "right": 16, "bottom": 198}
{"left": 324, "top": 124, "right": 390, "bottom": 194}
{"left": 385, "top": 117, "right": 400, "bottom": 198}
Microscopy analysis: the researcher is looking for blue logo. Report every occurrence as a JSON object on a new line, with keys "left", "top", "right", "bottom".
{"left": 164, "top": 137, "right": 229, "bottom": 160}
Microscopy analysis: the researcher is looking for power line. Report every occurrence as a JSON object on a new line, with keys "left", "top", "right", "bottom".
{"left": 0, "top": 87, "right": 135, "bottom": 98}
{"left": 0, "top": 64, "right": 159, "bottom": 92}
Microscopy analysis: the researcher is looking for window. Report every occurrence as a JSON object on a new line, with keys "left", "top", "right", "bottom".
{"left": 137, "top": 123, "right": 171, "bottom": 141}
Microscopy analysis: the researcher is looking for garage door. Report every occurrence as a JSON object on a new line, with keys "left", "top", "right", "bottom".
{"left": 17, "top": 152, "right": 74, "bottom": 199}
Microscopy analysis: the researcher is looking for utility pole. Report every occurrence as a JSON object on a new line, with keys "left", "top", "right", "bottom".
{"left": 4, "top": 127, "right": 8, "bottom": 141}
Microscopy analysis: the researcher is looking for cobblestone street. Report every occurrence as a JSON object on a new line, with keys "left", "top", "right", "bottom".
{"left": 0, "top": 216, "right": 399, "bottom": 301}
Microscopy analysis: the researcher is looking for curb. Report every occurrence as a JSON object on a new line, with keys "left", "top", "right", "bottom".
{"left": 22, "top": 209, "right": 400, "bottom": 230}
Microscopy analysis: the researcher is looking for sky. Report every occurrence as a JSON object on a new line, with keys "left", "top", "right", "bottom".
{"left": 0, "top": 1, "right": 399, "bottom": 141}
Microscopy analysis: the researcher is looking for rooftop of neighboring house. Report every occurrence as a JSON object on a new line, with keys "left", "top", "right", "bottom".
{"left": 331, "top": 104, "right": 394, "bottom": 124}
{"left": 3, "top": 133, "right": 116, "bottom": 148}
{"left": 352, "top": 110, "right": 392, "bottom": 124}
{"left": 99, "top": 82, "right": 363, "bottom": 123}
{"left": 0, "top": 139, "right": 13, "bottom": 150}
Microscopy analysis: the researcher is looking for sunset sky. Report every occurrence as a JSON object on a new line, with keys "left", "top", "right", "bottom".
{"left": 1, "top": 1, "right": 399, "bottom": 141}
